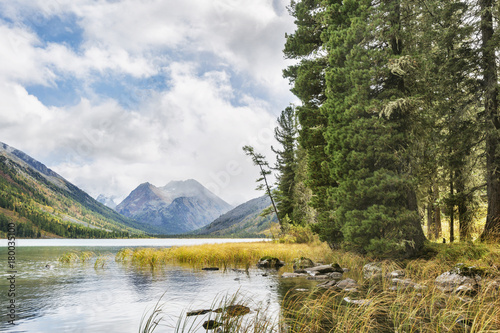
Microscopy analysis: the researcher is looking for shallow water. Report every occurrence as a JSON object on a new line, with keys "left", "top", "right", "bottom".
{"left": 0, "top": 239, "right": 290, "bottom": 333}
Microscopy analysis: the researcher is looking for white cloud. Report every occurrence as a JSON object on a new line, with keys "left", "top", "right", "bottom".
{"left": 0, "top": 0, "right": 294, "bottom": 205}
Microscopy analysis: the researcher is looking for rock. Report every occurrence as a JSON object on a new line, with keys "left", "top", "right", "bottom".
{"left": 342, "top": 268, "right": 350, "bottom": 273}
{"left": 257, "top": 257, "right": 285, "bottom": 269}
{"left": 326, "top": 272, "right": 344, "bottom": 281}
{"left": 484, "top": 279, "right": 500, "bottom": 292}
{"left": 317, "top": 277, "right": 360, "bottom": 292}
{"left": 343, "top": 297, "right": 372, "bottom": 307}
{"left": 455, "top": 284, "right": 478, "bottom": 297}
{"left": 307, "top": 275, "right": 329, "bottom": 280}
{"left": 307, "top": 264, "right": 340, "bottom": 275}
{"left": 452, "top": 263, "right": 487, "bottom": 278}
{"left": 387, "top": 270, "right": 405, "bottom": 279}
{"left": 317, "top": 280, "right": 338, "bottom": 289}
{"left": 203, "top": 320, "right": 222, "bottom": 330}
{"left": 187, "top": 309, "right": 211, "bottom": 316}
{"left": 330, "top": 263, "right": 344, "bottom": 273}
{"left": 363, "top": 263, "right": 383, "bottom": 281}
{"left": 292, "top": 257, "right": 315, "bottom": 270}
{"left": 281, "top": 272, "right": 309, "bottom": 278}
{"left": 435, "top": 266, "right": 480, "bottom": 294}
{"left": 214, "top": 305, "right": 250, "bottom": 317}
{"left": 202, "top": 267, "right": 219, "bottom": 271}
{"left": 391, "top": 278, "right": 416, "bottom": 289}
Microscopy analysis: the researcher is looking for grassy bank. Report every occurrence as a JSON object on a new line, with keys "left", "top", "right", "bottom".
{"left": 130, "top": 241, "right": 499, "bottom": 332}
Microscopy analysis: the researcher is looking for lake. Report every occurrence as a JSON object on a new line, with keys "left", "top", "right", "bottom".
{"left": 0, "top": 238, "right": 305, "bottom": 333}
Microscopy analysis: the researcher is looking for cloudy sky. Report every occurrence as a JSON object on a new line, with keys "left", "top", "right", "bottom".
{"left": 0, "top": 0, "right": 297, "bottom": 206}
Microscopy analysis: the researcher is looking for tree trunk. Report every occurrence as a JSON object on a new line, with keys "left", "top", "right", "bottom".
{"left": 456, "top": 170, "right": 472, "bottom": 241}
{"left": 480, "top": 0, "right": 500, "bottom": 241}
{"left": 433, "top": 183, "right": 442, "bottom": 240}
{"left": 449, "top": 171, "right": 455, "bottom": 243}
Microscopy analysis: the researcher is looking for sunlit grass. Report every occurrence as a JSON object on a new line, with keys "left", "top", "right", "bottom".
{"left": 117, "top": 241, "right": 332, "bottom": 270}
{"left": 134, "top": 241, "right": 500, "bottom": 332}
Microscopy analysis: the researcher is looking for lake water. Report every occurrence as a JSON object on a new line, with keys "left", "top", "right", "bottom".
{"left": 0, "top": 239, "right": 307, "bottom": 333}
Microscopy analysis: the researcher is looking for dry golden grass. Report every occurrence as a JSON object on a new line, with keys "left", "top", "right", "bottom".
{"left": 133, "top": 241, "right": 500, "bottom": 332}
{"left": 116, "top": 241, "right": 332, "bottom": 270}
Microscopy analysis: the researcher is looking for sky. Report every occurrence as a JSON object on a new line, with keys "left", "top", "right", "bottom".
{"left": 0, "top": 0, "right": 297, "bottom": 206}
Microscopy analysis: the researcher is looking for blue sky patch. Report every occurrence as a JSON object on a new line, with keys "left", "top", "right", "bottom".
{"left": 25, "top": 13, "right": 84, "bottom": 51}
{"left": 26, "top": 78, "right": 82, "bottom": 107}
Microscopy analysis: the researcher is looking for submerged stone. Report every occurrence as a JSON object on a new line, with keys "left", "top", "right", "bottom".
{"left": 187, "top": 309, "right": 211, "bottom": 316}
{"left": 213, "top": 305, "right": 250, "bottom": 317}
{"left": 203, "top": 320, "right": 222, "bottom": 330}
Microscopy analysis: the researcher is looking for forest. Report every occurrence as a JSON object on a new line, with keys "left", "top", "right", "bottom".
{"left": 269, "top": 0, "right": 500, "bottom": 258}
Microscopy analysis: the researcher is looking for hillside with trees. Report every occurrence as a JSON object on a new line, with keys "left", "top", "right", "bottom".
{"left": 0, "top": 142, "right": 144, "bottom": 238}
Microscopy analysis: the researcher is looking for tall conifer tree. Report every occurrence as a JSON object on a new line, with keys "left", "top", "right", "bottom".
{"left": 324, "top": 0, "right": 425, "bottom": 257}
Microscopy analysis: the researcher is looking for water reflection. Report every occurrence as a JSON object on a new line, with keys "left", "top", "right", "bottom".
{"left": 0, "top": 244, "right": 289, "bottom": 333}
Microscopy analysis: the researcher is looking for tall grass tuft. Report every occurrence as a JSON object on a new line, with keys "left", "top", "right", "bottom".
{"left": 141, "top": 291, "right": 278, "bottom": 333}
{"left": 58, "top": 250, "right": 96, "bottom": 264}
{"left": 135, "top": 241, "right": 499, "bottom": 332}
{"left": 118, "top": 242, "right": 332, "bottom": 270}
{"left": 139, "top": 293, "right": 166, "bottom": 333}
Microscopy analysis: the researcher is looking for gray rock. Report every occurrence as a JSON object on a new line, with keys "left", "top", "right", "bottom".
{"left": 387, "top": 270, "right": 405, "bottom": 279}
{"left": 317, "top": 280, "right": 338, "bottom": 289}
{"left": 307, "top": 264, "right": 338, "bottom": 275}
{"left": 307, "top": 274, "right": 330, "bottom": 280}
{"left": 326, "top": 272, "right": 344, "bottom": 280}
{"left": 292, "top": 257, "right": 315, "bottom": 270}
{"left": 281, "top": 272, "right": 309, "bottom": 278}
{"left": 455, "top": 284, "right": 478, "bottom": 297}
{"left": 334, "top": 278, "right": 359, "bottom": 292}
{"left": 435, "top": 271, "right": 479, "bottom": 293}
{"left": 343, "top": 297, "right": 372, "bottom": 307}
{"left": 390, "top": 278, "right": 427, "bottom": 292}
{"left": 363, "top": 263, "right": 383, "bottom": 280}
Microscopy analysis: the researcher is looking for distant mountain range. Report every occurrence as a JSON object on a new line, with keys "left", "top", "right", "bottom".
{"left": 191, "top": 194, "right": 278, "bottom": 237}
{"left": 0, "top": 141, "right": 277, "bottom": 238}
{"left": 115, "top": 180, "right": 233, "bottom": 234}
{"left": 0, "top": 142, "right": 144, "bottom": 238}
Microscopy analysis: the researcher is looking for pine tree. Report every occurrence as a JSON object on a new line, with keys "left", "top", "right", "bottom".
{"left": 242, "top": 146, "right": 281, "bottom": 226}
{"left": 283, "top": 0, "right": 335, "bottom": 229}
{"left": 272, "top": 106, "right": 298, "bottom": 222}
{"left": 323, "top": 0, "right": 425, "bottom": 257}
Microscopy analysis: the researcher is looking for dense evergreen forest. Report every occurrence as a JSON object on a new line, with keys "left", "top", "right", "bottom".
{"left": 270, "top": 0, "right": 500, "bottom": 258}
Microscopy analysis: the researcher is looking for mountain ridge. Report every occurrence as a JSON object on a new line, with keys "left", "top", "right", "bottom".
{"left": 191, "top": 194, "right": 278, "bottom": 237}
{"left": 116, "top": 179, "right": 233, "bottom": 234}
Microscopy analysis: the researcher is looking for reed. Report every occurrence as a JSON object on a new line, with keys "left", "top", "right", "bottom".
{"left": 117, "top": 241, "right": 332, "bottom": 269}
{"left": 58, "top": 250, "right": 95, "bottom": 263}
{"left": 136, "top": 241, "right": 499, "bottom": 332}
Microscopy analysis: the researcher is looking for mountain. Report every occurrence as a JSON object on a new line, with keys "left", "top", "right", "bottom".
{"left": 96, "top": 194, "right": 117, "bottom": 210}
{"left": 191, "top": 194, "right": 278, "bottom": 237}
{"left": 0, "top": 142, "right": 144, "bottom": 238}
{"left": 116, "top": 179, "right": 233, "bottom": 234}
